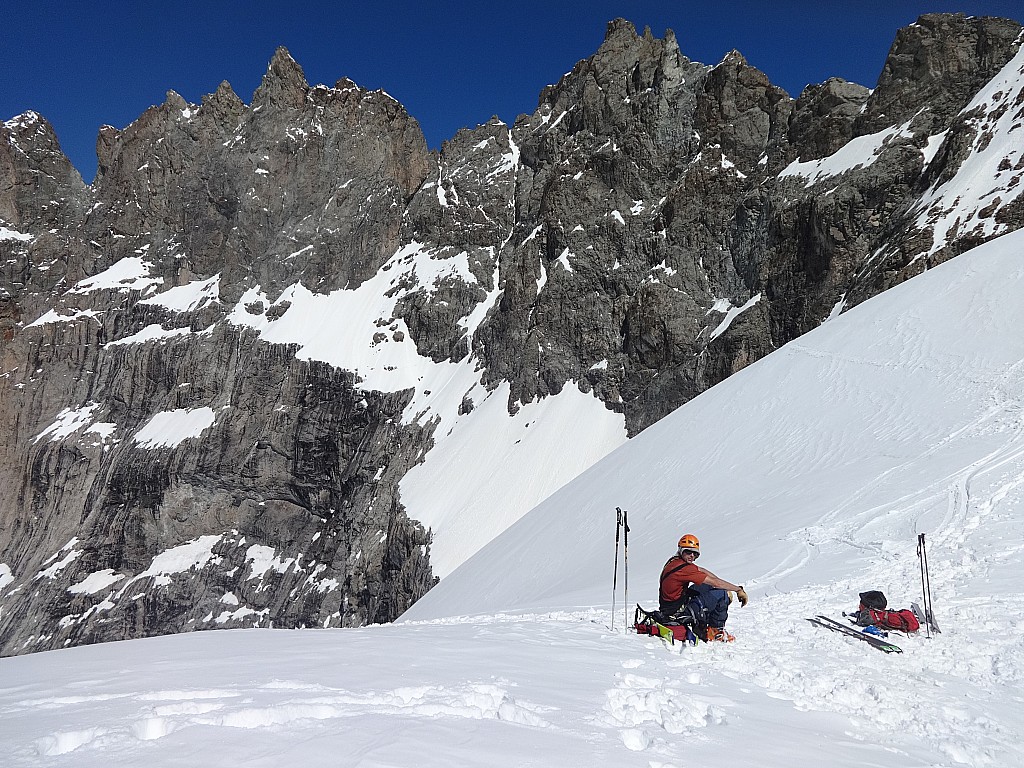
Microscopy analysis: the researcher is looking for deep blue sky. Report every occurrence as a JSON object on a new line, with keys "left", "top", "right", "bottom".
{"left": 4, "top": 2, "right": 1022, "bottom": 182}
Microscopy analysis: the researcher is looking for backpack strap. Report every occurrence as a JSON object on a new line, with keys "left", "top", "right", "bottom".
{"left": 659, "top": 558, "right": 694, "bottom": 617}
{"left": 660, "top": 559, "right": 689, "bottom": 589}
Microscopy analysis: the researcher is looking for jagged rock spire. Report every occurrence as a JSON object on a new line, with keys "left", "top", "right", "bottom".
{"left": 252, "top": 46, "right": 309, "bottom": 110}
{"left": 200, "top": 81, "right": 245, "bottom": 125}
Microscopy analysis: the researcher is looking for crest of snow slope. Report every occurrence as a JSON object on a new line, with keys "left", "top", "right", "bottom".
{"left": 2, "top": 235, "right": 1023, "bottom": 768}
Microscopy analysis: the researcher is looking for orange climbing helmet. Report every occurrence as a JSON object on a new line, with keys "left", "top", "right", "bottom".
{"left": 677, "top": 534, "right": 700, "bottom": 557}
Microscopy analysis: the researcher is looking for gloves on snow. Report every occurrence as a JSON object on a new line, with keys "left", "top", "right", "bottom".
{"left": 736, "top": 587, "right": 749, "bottom": 607}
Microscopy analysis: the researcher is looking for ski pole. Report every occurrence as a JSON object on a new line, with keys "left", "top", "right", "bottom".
{"left": 919, "top": 533, "right": 938, "bottom": 634}
{"left": 917, "top": 534, "right": 929, "bottom": 639}
{"left": 612, "top": 508, "right": 622, "bottom": 630}
{"left": 623, "top": 509, "right": 630, "bottom": 630}
{"left": 923, "top": 533, "right": 934, "bottom": 634}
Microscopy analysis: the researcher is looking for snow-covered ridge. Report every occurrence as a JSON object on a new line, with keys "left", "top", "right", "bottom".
{"left": 912, "top": 42, "right": 1024, "bottom": 258}
{"left": 778, "top": 119, "right": 914, "bottom": 187}
{"left": 67, "top": 256, "right": 163, "bottom": 295}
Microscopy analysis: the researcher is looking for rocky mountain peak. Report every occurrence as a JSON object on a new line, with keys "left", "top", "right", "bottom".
{"left": 163, "top": 89, "right": 189, "bottom": 112}
{"left": 789, "top": 78, "right": 871, "bottom": 160}
{"left": 717, "top": 48, "right": 750, "bottom": 68}
{"left": 199, "top": 80, "right": 245, "bottom": 126}
{"left": 535, "top": 18, "right": 703, "bottom": 143}
{"left": 603, "top": 17, "right": 639, "bottom": 44}
{"left": 592, "top": 17, "right": 673, "bottom": 78}
{"left": 251, "top": 46, "right": 309, "bottom": 111}
{"left": 3, "top": 110, "right": 43, "bottom": 139}
{"left": 857, "top": 12, "right": 1023, "bottom": 135}
{"left": 0, "top": 110, "right": 86, "bottom": 229}
{"left": 696, "top": 47, "right": 791, "bottom": 169}
{"left": 2, "top": 110, "right": 69, "bottom": 167}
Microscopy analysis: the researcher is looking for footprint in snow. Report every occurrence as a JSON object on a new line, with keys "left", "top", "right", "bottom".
{"left": 602, "top": 672, "right": 727, "bottom": 744}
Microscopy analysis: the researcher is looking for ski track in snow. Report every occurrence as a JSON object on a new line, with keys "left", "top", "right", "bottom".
{"left": 7, "top": 679, "right": 553, "bottom": 761}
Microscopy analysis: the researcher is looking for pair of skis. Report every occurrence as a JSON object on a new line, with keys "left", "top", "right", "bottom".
{"left": 806, "top": 615, "right": 904, "bottom": 654}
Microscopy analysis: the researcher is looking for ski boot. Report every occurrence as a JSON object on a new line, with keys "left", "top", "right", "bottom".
{"left": 705, "top": 626, "right": 735, "bottom": 643}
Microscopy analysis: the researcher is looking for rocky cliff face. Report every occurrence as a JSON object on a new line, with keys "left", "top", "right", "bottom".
{"left": 2, "top": 14, "right": 1023, "bottom": 655}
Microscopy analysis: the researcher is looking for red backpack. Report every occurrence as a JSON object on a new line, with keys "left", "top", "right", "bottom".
{"left": 861, "top": 607, "right": 920, "bottom": 632}
{"left": 855, "top": 591, "right": 920, "bottom": 633}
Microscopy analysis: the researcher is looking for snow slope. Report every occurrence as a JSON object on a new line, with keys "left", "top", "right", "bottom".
{"left": 2, "top": 230, "right": 1023, "bottom": 766}
{"left": 404, "top": 226, "right": 1024, "bottom": 619}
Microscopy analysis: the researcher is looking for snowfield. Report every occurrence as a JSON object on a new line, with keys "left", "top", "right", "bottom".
{"left": 3, "top": 226, "right": 1024, "bottom": 765}
{"left": 6, "top": 610, "right": 1016, "bottom": 767}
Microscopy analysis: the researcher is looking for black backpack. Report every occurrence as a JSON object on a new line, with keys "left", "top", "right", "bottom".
{"left": 858, "top": 590, "right": 887, "bottom": 610}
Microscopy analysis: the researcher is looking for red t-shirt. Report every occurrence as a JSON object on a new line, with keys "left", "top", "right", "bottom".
{"left": 659, "top": 556, "right": 707, "bottom": 612}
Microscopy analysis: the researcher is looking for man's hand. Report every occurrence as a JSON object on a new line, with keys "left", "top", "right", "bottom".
{"left": 736, "top": 586, "right": 749, "bottom": 607}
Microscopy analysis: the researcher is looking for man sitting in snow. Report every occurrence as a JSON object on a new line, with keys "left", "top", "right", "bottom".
{"left": 659, "top": 534, "right": 748, "bottom": 642}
